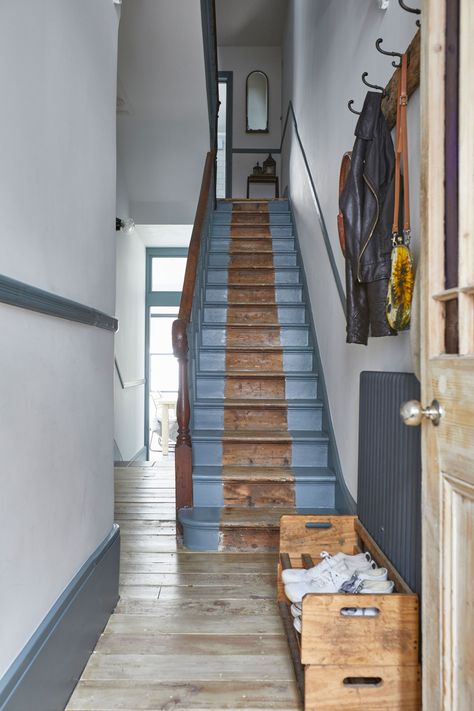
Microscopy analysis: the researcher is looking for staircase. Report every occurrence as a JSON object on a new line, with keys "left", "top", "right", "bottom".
{"left": 179, "top": 199, "right": 339, "bottom": 550}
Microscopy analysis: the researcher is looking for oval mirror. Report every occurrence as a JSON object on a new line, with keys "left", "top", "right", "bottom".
{"left": 246, "top": 71, "right": 269, "bottom": 133}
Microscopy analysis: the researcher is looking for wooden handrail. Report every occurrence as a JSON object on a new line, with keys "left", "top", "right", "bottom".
{"left": 172, "top": 149, "right": 216, "bottom": 520}
{"left": 178, "top": 150, "right": 215, "bottom": 322}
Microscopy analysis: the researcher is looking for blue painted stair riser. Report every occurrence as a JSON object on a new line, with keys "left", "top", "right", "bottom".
{"left": 180, "top": 200, "right": 341, "bottom": 550}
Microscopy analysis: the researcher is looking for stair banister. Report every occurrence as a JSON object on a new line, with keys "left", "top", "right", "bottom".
{"left": 172, "top": 150, "right": 216, "bottom": 518}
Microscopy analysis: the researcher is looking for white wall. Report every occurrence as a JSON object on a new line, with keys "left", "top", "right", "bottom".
{"left": 0, "top": 0, "right": 118, "bottom": 677}
{"left": 282, "top": 0, "right": 421, "bottom": 498}
{"left": 114, "top": 208, "right": 146, "bottom": 460}
{"left": 117, "top": 0, "right": 209, "bottom": 226}
{"left": 218, "top": 46, "right": 282, "bottom": 197}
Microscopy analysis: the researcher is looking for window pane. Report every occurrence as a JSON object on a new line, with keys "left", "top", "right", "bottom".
{"left": 445, "top": 298, "right": 459, "bottom": 354}
{"left": 217, "top": 81, "right": 227, "bottom": 199}
{"left": 150, "top": 317, "right": 174, "bottom": 354}
{"left": 150, "top": 306, "right": 179, "bottom": 315}
{"left": 150, "top": 354, "right": 178, "bottom": 394}
{"left": 152, "top": 257, "right": 187, "bottom": 292}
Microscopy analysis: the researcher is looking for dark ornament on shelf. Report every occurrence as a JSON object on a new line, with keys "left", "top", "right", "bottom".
{"left": 263, "top": 153, "right": 276, "bottom": 176}
{"left": 252, "top": 161, "right": 263, "bottom": 176}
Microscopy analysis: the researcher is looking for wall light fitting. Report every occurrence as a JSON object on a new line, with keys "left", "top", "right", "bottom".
{"left": 116, "top": 217, "right": 135, "bottom": 233}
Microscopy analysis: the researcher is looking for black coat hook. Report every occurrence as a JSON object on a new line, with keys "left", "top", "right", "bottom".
{"left": 362, "top": 72, "right": 386, "bottom": 96}
{"left": 348, "top": 100, "right": 361, "bottom": 115}
{"left": 375, "top": 37, "right": 403, "bottom": 68}
{"left": 399, "top": 0, "right": 421, "bottom": 27}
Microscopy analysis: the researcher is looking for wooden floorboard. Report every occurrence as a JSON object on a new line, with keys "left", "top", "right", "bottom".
{"left": 67, "top": 462, "right": 300, "bottom": 710}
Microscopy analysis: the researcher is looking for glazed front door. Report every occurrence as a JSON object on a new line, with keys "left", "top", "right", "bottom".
{"left": 420, "top": 1, "right": 474, "bottom": 708}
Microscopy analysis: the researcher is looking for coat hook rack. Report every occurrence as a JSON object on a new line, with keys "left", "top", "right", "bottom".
{"left": 347, "top": 100, "right": 361, "bottom": 115}
{"left": 375, "top": 37, "right": 403, "bottom": 68}
{"left": 380, "top": 28, "right": 420, "bottom": 131}
{"left": 398, "top": 0, "right": 421, "bottom": 27}
{"left": 362, "top": 72, "right": 387, "bottom": 96}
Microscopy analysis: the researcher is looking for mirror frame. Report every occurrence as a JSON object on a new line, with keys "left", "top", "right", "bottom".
{"left": 245, "top": 70, "right": 269, "bottom": 133}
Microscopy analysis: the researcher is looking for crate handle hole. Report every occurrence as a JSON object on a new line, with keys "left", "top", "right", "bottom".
{"left": 340, "top": 607, "right": 380, "bottom": 617}
{"left": 343, "top": 677, "right": 383, "bottom": 688}
{"left": 305, "top": 522, "right": 332, "bottom": 529}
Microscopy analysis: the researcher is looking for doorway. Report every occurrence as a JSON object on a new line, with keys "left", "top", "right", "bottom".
{"left": 145, "top": 248, "right": 187, "bottom": 460}
{"left": 217, "top": 71, "right": 233, "bottom": 198}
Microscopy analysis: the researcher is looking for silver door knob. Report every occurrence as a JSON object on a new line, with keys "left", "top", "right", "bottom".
{"left": 400, "top": 399, "right": 443, "bottom": 427}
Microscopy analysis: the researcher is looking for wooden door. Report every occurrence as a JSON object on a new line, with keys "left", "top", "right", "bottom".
{"left": 420, "top": 0, "right": 474, "bottom": 708}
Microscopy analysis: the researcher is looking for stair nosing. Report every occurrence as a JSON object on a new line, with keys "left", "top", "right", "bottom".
{"left": 210, "top": 282, "right": 301, "bottom": 286}
{"left": 199, "top": 345, "right": 313, "bottom": 352}
{"left": 202, "top": 322, "right": 309, "bottom": 328}
{"left": 204, "top": 304, "right": 306, "bottom": 311}
{"left": 209, "top": 266, "right": 300, "bottom": 271}
{"left": 196, "top": 371, "right": 318, "bottom": 379}
{"left": 193, "top": 429, "right": 329, "bottom": 442}
{"left": 195, "top": 398, "right": 322, "bottom": 407}
{"left": 209, "top": 249, "right": 296, "bottom": 255}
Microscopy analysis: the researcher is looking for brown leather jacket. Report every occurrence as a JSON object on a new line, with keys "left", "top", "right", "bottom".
{"left": 340, "top": 92, "right": 396, "bottom": 344}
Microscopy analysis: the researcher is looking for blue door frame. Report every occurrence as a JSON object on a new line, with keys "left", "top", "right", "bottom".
{"left": 145, "top": 247, "right": 188, "bottom": 458}
{"left": 218, "top": 71, "right": 233, "bottom": 199}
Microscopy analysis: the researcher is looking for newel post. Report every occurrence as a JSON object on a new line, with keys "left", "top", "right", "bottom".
{"left": 172, "top": 318, "right": 193, "bottom": 520}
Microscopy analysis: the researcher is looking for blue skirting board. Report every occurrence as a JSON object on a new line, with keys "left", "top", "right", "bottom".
{"left": 0, "top": 525, "right": 120, "bottom": 711}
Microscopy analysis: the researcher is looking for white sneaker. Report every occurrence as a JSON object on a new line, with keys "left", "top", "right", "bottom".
{"left": 293, "top": 615, "right": 301, "bottom": 634}
{"left": 281, "top": 550, "right": 374, "bottom": 585}
{"left": 284, "top": 561, "right": 389, "bottom": 603}
{"left": 359, "top": 579, "right": 394, "bottom": 594}
{"left": 338, "top": 574, "right": 394, "bottom": 594}
{"left": 340, "top": 606, "right": 380, "bottom": 617}
{"left": 290, "top": 603, "right": 302, "bottom": 618}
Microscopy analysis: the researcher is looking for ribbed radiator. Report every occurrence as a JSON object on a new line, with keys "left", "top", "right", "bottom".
{"left": 357, "top": 371, "right": 421, "bottom": 595}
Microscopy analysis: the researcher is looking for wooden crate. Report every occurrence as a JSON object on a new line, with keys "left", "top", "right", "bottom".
{"left": 305, "top": 664, "right": 421, "bottom": 710}
{"left": 277, "top": 514, "right": 421, "bottom": 711}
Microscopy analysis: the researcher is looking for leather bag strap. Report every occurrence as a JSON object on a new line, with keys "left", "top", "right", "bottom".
{"left": 337, "top": 151, "right": 352, "bottom": 256}
{"left": 392, "top": 53, "right": 410, "bottom": 239}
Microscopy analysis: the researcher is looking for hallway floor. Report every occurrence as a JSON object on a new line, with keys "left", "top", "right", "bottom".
{"left": 67, "top": 461, "right": 300, "bottom": 710}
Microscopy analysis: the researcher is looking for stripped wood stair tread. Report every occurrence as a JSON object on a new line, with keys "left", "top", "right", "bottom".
{"left": 219, "top": 345, "right": 310, "bottom": 351}
{"left": 218, "top": 399, "right": 319, "bottom": 407}
{"left": 219, "top": 506, "right": 299, "bottom": 527}
{"left": 221, "top": 466, "right": 295, "bottom": 481}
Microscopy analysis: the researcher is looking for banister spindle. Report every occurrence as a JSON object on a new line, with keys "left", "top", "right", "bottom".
{"left": 172, "top": 318, "right": 193, "bottom": 519}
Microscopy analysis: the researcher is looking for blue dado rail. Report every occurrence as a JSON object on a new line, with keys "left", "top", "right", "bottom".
{"left": 280, "top": 101, "right": 346, "bottom": 314}
{"left": 226, "top": 102, "right": 347, "bottom": 314}
{"left": 0, "top": 274, "right": 118, "bottom": 332}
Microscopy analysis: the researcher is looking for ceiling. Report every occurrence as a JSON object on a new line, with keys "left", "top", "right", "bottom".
{"left": 117, "top": 0, "right": 209, "bottom": 231}
{"left": 135, "top": 224, "right": 192, "bottom": 249}
{"left": 216, "top": 0, "right": 288, "bottom": 46}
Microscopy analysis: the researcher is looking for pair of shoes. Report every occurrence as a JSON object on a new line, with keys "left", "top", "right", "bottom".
{"left": 282, "top": 550, "right": 375, "bottom": 585}
{"left": 284, "top": 559, "right": 393, "bottom": 603}
{"left": 291, "top": 600, "right": 380, "bottom": 635}
{"left": 340, "top": 606, "right": 380, "bottom": 617}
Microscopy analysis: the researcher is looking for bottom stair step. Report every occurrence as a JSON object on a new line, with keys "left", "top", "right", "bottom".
{"left": 192, "top": 465, "right": 337, "bottom": 509}
{"left": 178, "top": 506, "right": 339, "bottom": 552}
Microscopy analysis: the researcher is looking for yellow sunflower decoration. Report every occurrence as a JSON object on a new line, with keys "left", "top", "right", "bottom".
{"left": 386, "top": 242, "right": 414, "bottom": 331}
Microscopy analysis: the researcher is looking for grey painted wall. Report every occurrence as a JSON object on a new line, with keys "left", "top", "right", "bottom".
{"left": 218, "top": 46, "right": 282, "bottom": 197}
{"left": 0, "top": 0, "right": 118, "bottom": 678}
{"left": 116, "top": 0, "right": 209, "bottom": 226}
{"left": 114, "top": 163, "right": 146, "bottom": 461}
{"left": 281, "top": 0, "right": 421, "bottom": 498}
